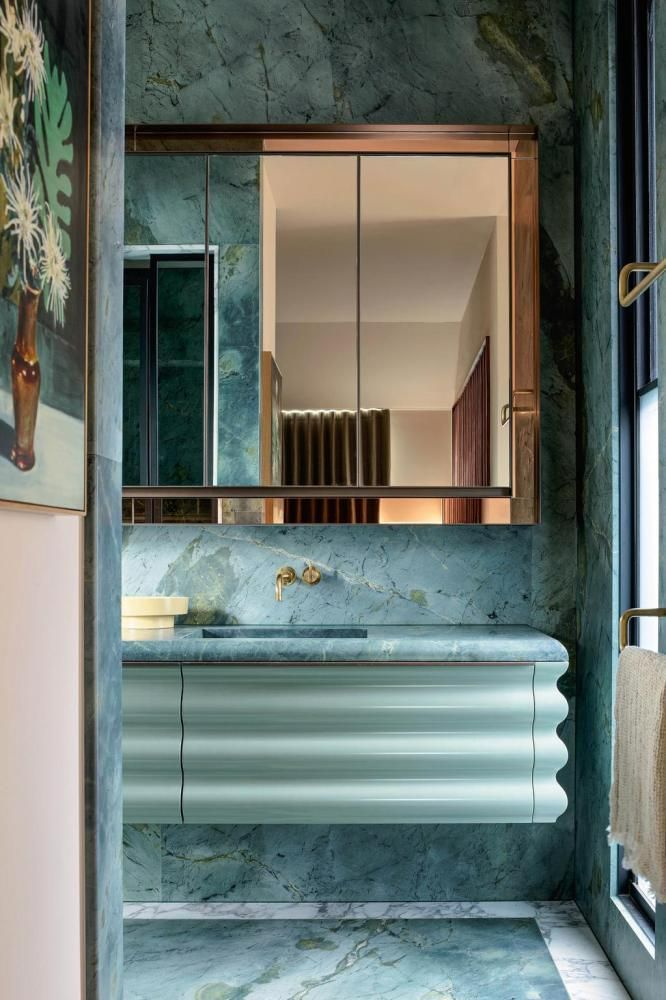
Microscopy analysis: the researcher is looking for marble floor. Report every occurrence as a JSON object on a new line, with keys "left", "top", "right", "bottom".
{"left": 124, "top": 901, "right": 630, "bottom": 1000}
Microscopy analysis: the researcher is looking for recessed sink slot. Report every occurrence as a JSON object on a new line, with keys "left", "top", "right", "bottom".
{"left": 201, "top": 626, "right": 368, "bottom": 639}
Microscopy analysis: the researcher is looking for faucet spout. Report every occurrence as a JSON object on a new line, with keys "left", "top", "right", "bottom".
{"left": 275, "top": 565, "right": 296, "bottom": 601}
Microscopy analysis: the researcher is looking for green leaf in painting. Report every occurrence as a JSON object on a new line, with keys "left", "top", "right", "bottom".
{"left": 34, "top": 41, "right": 73, "bottom": 260}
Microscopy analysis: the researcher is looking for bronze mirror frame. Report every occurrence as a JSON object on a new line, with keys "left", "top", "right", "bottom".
{"left": 122, "top": 124, "right": 540, "bottom": 526}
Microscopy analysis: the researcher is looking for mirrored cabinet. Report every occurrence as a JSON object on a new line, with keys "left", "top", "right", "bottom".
{"left": 122, "top": 125, "right": 539, "bottom": 525}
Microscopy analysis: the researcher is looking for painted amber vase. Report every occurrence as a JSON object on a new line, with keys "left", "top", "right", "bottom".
{"left": 10, "top": 286, "right": 41, "bottom": 472}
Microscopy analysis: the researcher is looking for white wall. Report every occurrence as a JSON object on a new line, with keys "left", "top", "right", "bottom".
{"left": 276, "top": 322, "right": 357, "bottom": 410}
{"left": 276, "top": 321, "right": 461, "bottom": 412}
{"left": 390, "top": 409, "right": 452, "bottom": 485}
{"left": 0, "top": 509, "right": 83, "bottom": 1000}
{"left": 455, "top": 219, "right": 511, "bottom": 486}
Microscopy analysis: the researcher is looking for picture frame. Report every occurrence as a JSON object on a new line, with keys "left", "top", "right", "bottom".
{"left": 0, "top": 0, "right": 91, "bottom": 514}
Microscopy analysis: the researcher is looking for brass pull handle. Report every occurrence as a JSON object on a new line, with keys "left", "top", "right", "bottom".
{"left": 302, "top": 562, "right": 321, "bottom": 586}
{"left": 618, "top": 607, "right": 666, "bottom": 650}
{"left": 500, "top": 404, "right": 511, "bottom": 426}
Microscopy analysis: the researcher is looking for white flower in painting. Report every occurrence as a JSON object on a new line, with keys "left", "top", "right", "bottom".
{"left": 0, "top": 69, "right": 19, "bottom": 153}
{"left": 3, "top": 165, "right": 42, "bottom": 283}
{"left": 0, "top": 2, "right": 25, "bottom": 65}
{"left": 39, "top": 208, "right": 70, "bottom": 324}
{"left": 17, "top": 1, "right": 45, "bottom": 100}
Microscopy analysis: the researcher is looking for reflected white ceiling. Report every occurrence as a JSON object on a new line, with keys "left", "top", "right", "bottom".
{"left": 267, "top": 154, "right": 507, "bottom": 410}
{"left": 266, "top": 155, "right": 506, "bottom": 324}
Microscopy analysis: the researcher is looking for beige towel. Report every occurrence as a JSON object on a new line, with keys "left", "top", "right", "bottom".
{"left": 609, "top": 645, "right": 666, "bottom": 902}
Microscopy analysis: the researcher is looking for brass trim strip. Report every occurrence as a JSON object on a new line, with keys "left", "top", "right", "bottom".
{"left": 123, "top": 485, "right": 512, "bottom": 499}
{"left": 125, "top": 122, "right": 538, "bottom": 155}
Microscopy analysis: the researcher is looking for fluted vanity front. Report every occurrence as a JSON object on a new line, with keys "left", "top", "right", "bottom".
{"left": 122, "top": 626, "right": 568, "bottom": 825}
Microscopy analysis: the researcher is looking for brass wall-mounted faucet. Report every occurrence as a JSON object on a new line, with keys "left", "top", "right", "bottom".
{"left": 274, "top": 563, "right": 322, "bottom": 600}
{"left": 302, "top": 562, "right": 321, "bottom": 586}
{"left": 275, "top": 566, "right": 296, "bottom": 602}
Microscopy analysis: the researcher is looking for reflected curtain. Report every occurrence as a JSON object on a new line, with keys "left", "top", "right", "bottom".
{"left": 444, "top": 338, "right": 490, "bottom": 525}
{"left": 283, "top": 408, "right": 390, "bottom": 523}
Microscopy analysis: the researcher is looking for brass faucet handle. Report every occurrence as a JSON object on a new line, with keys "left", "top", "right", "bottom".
{"left": 275, "top": 565, "right": 296, "bottom": 602}
{"left": 302, "top": 562, "right": 321, "bottom": 586}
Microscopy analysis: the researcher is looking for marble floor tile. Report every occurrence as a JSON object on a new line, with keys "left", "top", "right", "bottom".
{"left": 124, "top": 917, "right": 568, "bottom": 1000}
{"left": 124, "top": 901, "right": 630, "bottom": 1000}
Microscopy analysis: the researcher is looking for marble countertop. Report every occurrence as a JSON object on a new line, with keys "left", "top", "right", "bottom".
{"left": 122, "top": 624, "right": 568, "bottom": 664}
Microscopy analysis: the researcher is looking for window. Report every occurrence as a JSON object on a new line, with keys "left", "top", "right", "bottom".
{"left": 617, "top": 0, "right": 658, "bottom": 926}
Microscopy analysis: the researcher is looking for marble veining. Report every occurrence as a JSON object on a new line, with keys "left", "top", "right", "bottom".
{"left": 123, "top": 524, "right": 534, "bottom": 627}
{"left": 573, "top": 4, "right": 666, "bottom": 999}
{"left": 124, "top": 822, "right": 574, "bottom": 904}
{"left": 85, "top": 1, "right": 126, "bottom": 997}
{"left": 122, "top": 623, "right": 568, "bottom": 663}
{"left": 124, "top": 916, "right": 569, "bottom": 1000}
{"left": 124, "top": 154, "right": 262, "bottom": 486}
{"left": 123, "top": 902, "right": 630, "bottom": 1000}
{"left": 122, "top": 0, "right": 577, "bottom": 916}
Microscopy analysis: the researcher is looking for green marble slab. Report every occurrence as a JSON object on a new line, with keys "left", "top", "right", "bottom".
{"left": 122, "top": 623, "right": 568, "bottom": 664}
{"left": 124, "top": 918, "right": 568, "bottom": 999}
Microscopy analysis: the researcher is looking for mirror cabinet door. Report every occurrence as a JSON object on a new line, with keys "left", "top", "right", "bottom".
{"left": 266, "top": 156, "right": 360, "bottom": 523}
{"left": 359, "top": 156, "right": 511, "bottom": 498}
{"left": 123, "top": 155, "right": 208, "bottom": 487}
{"left": 208, "top": 155, "right": 261, "bottom": 487}
{"left": 123, "top": 139, "right": 538, "bottom": 525}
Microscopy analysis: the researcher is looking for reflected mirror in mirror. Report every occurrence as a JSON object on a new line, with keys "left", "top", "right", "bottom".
{"left": 123, "top": 252, "right": 215, "bottom": 486}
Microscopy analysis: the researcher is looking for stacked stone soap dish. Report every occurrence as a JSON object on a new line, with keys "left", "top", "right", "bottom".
{"left": 121, "top": 596, "right": 189, "bottom": 631}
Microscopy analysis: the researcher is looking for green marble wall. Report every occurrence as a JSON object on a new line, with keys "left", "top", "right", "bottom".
{"left": 210, "top": 156, "right": 261, "bottom": 485}
{"left": 86, "top": 0, "right": 126, "bottom": 995}
{"left": 574, "top": 1, "right": 665, "bottom": 997}
{"left": 124, "top": 0, "right": 577, "bottom": 902}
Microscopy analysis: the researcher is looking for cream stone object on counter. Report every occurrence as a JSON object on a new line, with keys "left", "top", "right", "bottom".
{"left": 121, "top": 596, "right": 189, "bottom": 631}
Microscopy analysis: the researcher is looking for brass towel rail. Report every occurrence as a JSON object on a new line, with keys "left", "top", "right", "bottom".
{"left": 619, "top": 607, "right": 666, "bottom": 651}
{"left": 618, "top": 259, "right": 666, "bottom": 307}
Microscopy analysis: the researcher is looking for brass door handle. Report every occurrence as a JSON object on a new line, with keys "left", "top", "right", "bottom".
{"left": 500, "top": 404, "right": 511, "bottom": 426}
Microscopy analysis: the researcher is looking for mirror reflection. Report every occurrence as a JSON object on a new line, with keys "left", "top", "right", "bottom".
{"left": 359, "top": 157, "right": 510, "bottom": 495}
{"left": 123, "top": 152, "right": 512, "bottom": 517}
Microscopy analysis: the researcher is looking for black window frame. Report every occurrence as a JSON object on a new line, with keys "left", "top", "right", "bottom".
{"left": 616, "top": 0, "right": 658, "bottom": 930}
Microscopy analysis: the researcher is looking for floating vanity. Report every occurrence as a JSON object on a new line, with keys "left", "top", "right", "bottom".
{"left": 122, "top": 625, "right": 568, "bottom": 826}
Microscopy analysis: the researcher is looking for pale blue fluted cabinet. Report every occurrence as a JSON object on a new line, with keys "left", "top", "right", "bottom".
{"left": 122, "top": 665, "right": 183, "bottom": 823}
{"left": 122, "top": 649, "right": 568, "bottom": 824}
{"left": 182, "top": 662, "right": 540, "bottom": 823}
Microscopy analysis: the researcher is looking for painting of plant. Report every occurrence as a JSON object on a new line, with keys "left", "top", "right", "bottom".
{"left": 0, "top": 0, "right": 89, "bottom": 512}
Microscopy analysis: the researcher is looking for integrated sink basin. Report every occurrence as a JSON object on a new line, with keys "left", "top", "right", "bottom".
{"left": 201, "top": 626, "right": 368, "bottom": 639}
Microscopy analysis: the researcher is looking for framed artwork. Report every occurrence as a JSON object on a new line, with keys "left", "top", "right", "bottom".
{"left": 0, "top": 0, "right": 90, "bottom": 513}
